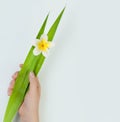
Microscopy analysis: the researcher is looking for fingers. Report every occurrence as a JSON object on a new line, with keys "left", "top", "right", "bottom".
{"left": 29, "top": 72, "right": 41, "bottom": 94}
{"left": 8, "top": 64, "right": 40, "bottom": 97}
{"left": 8, "top": 64, "right": 23, "bottom": 96}
{"left": 11, "top": 63, "right": 22, "bottom": 79}
{"left": 12, "top": 71, "right": 19, "bottom": 79}
{"left": 7, "top": 89, "right": 13, "bottom": 96}
{"left": 29, "top": 72, "right": 40, "bottom": 89}
{"left": 8, "top": 71, "right": 19, "bottom": 96}
{"left": 19, "top": 64, "right": 23, "bottom": 68}
{"left": 7, "top": 79, "right": 16, "bottom": 96}
{"left": 7, "top": 80, "right": 15, "bottom": 96}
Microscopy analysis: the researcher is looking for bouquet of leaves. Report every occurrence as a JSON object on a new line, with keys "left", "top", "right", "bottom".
{"left": 4, "top": 8, "right": 65, "bottom": 122}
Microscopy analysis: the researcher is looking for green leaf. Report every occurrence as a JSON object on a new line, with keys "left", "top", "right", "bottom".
{"left": 47, "top": 7, "right": 65, "bottom": 41}
{"left": 3, "top": 14, "right": 49, "bottom": 122}
{"left": 3, "top": 8, "right": 65, "bottom": 122}
{"left": 36, "top": 13, "right": 49, "bottom": 39}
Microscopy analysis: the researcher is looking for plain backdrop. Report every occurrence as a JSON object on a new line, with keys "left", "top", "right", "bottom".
{"left": 0, "top": 0, "right": 120, "bottom": 122}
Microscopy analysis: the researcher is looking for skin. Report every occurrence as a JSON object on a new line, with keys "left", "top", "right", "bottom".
{"left": 7, "top": 64, "right": 40, "bottom": 122}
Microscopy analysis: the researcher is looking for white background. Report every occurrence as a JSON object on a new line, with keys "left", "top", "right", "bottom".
{"left": 0, "top": 0, "right": 120, "bottom": 122}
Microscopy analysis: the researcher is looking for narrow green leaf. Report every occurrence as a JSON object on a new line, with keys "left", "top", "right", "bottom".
{"left": 3, "top": 50, "right": 40, "bottom": 122}
{"left": 47, "top": 7, "right": 65, "bottom": 41}
{"left": 34, "top": 54, "right": 45, "bottom": 75}
{"left": 35, "top": 8, "right": 66, "bottom": 75}
{"left": 3, "top": 14, "right": 49, "bottom": 122}
{"left": 36, "top": 13, "right": 49, "bottom": 39}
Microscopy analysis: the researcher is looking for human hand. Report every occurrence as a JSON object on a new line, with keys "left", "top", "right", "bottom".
{"left": 7, "top": 64, "right": 41, "bottom": 122}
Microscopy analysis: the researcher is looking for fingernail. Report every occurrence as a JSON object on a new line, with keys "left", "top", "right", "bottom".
{"left": 30, "top": 72, "right": 34, "bottom": 78}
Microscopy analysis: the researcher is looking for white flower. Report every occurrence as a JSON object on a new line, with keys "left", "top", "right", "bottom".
{"left": 33, "top": 34, "right": 54, "bottom": 57}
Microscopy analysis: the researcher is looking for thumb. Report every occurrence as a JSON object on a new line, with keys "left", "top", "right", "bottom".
{"left": 29, "top": 72, "right": 40, "bottom": 91}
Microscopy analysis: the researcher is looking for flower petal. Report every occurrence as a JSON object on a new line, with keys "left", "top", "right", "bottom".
{"left": 36, "top": 39, "right": 40, "bottom": 42}
{"left": 42, "top": 51, "right": 49, "bottom": 57}
{"left": 33, "top": 48, "right": 41, "bottom": 56}
{"left": 40, "top": 34, "right": 48, "bottom": 41}
{"left": 49, "top": 42, "right": 55, "bottom": 48}
{"left": 33, "top": 39, "right": 40, "bottom": 47}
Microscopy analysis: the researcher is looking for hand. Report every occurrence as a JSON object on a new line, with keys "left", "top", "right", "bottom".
{"left": 7, "top": 64, "right": 41, "bottom": 122}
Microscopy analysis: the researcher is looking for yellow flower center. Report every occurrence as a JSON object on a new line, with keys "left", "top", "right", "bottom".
{"left": 37, "top": 39, "right": 50, "bottom": 52}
